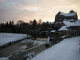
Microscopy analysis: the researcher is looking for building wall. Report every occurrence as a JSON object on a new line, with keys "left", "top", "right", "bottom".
{"left": 70, "top": 26, "right": 80, "bottom": 36}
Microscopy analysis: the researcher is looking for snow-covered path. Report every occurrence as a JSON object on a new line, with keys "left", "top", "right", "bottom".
{"left": 32, "top": 37, "right": 80, "bottom": 60}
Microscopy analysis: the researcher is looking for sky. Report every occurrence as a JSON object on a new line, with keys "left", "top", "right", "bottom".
{"left": 0, "top": 0, "right": 80, "bottom": 23}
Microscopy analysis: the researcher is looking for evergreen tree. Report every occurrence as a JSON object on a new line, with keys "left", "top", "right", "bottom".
{"left": 6, "top": 21, "right": 9, "bottom": 27}
{"left": 32, "top": 19, "right": 37, "bottom": 30}
{"left": 33, "top": 19, "right": 37, "bottom": 26}
{"left": 12, "top": 21, "right": 14, "bottom": 25}
{"left": 9, "top": 21, "right": 12, "bottom": 27}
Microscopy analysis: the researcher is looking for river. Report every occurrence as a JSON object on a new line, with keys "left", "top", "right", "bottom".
{"left": 0, "top": 38, "right": 46, "bottom": 58}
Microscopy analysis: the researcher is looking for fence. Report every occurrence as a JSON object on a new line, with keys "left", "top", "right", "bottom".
{"left": 8, "top": 44, "right": 46, "bottom": 60}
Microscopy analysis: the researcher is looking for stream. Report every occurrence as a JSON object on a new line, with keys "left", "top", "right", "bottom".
{"left": 0, "top": 38, "right": 46, "bottom": 58}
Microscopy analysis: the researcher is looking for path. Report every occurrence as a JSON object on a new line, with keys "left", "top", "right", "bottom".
{"left": 32, "top": 37, "right": 80, "bottom": 60}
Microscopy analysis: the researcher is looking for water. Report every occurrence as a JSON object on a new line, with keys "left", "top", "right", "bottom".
{"left": 0, "top": 38, "right": 46, "bottom": 57}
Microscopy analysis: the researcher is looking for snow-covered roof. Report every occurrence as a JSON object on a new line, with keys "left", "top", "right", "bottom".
{"left": 60, "top": 12, "right": 76, "bottom": 16}
{"left": 64, "top": 19, "right": 74, "bottom": 22}
{"left": 70, "top": 22, "right": 79, "bottom": 26}
{"left": 59, "top": 26, "right": 69, "bottom": 31}
{"left": 51, "top": 30, "right": 56, "bottom": 32}
{"left": 63, "top": 20, "right": 79, "bottom": 26}
{"left": 76, "top": 20, "right": 80, "bottom": 25}
{"left": 63, "top": 20, "right": 72, "bottom": 26}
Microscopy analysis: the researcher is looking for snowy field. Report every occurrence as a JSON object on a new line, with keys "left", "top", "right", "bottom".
{"left": 32, "top": 36, "right": 80, "bottom": 60}
{"left": 0, "top": 33, "right": 28, "bottom": 47}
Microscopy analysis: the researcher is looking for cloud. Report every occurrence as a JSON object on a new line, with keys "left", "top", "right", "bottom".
{"left": 0, "top": 0, "right": 5, "bottom": 2}
{"left": 0, "top": 0, "right": 80, "bottom": 23}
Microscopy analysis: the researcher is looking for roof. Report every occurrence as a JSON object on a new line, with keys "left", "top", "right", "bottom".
{"left": 59, "top": 26, "right": 69, "bottom": 31}
{"left": 63, "top": 20, "right": 72, "bottom": 26}
{"left": 60, "top": 12, "right": 76, "bottom": 16}
{"left": 64, "top": 19, "right": 74, "bottom": 22}
{"left": 63, "top": 20, "right": 79, "bottom": 26}
{"left": 76, "top": 20, "right": 80, "bottom": 25}
{"left": 51, "top": 30, "right": 56, "bottom": 32}
{"left": 70, "top": 22, "right": 79, "bottom": 26}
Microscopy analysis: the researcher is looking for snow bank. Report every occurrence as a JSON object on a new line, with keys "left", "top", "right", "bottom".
{"left": 32, "top": 37, "right": 80, "bottom": 60}
{"left": 0, "top": 57, "right": 8, "bottom": 60}
{"left": 51, "top": 30, "right": 56, "bottom": 32}
{"left": 0, "top": 33, "right": 27, "bottom": 47}
{"left": 33, "top": 40, "right": 45, "bottom": 45}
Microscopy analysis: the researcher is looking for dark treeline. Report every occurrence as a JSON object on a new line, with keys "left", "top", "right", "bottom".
{"left": 0, "top": 19, "right": 54, "bottom": 38}
{"left": 0, "top": 21, "right": 15, "bottom": 33}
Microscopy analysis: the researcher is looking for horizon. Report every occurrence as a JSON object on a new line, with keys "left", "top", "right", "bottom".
{"left": 0, "top": 0, "right": 80, "bottom": 23}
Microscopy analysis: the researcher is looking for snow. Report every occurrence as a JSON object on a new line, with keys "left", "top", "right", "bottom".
{"left": 59, "top": 26, "right": 69, "bottom": 31}
{"left": 45, "top": 36, "right": 51, "bottom": 46}
{"left": 46, "top": 37, "right": 50, "bottom": 43}
{"left": 0, "top": 33, "right": 28, "bottom": 47}
{"left": 20, "top": 39, "right": 45, "bottom": 45}
{"left": 63, "top": 20, "right": 72, "bottom": 26}
{"left": 0, "top": 57, "right": 8, "bottom": 60}
{"left": 13, "top": 45, "right": 28, "bottom": 53}
{"left": 51, "top": 30, "right": 56, "bottom": 32}
{"left": 64, "top": 19, "right": 74, "bottom": 22}
{"left": 63, "top": 20, "right": 79, "bottom": 26}
{"left": 70, "top": 22, "right": 79, "bottom": 26}
{"left": 76, "top": 20, "right": 80, "bottom": 25}
{"left": 24, "top": 52, "right": 35, "bottom": 60}
{"left": 20, "top": 39, "right": 33, "bottom": 44}
{"left": 33, "top": 40, "right": 45, "bottom": 45}
{"left": 60, "top": 12, "right": 76, "bottom": 16}
{"left": 32, "top": 37, "right": 80, "bottom": 60}
{"left": 61, "top": 35, "right": 66, "bottom": 39}
{"left": 20, "top": 45, "right": 28, "bottom": 49}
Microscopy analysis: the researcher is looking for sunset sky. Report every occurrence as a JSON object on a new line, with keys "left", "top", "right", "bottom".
{"left": 0, "top": 0, "right": 80, "bottom": 23}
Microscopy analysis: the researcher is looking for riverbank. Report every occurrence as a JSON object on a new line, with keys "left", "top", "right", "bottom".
{"left": 0, "top": 33, "right": 31, "bottom": 49}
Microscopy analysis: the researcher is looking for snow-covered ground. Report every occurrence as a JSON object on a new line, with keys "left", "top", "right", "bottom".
{"left": 0, "top": 57, "right": 8, "bottom": 60}
{"left": 0, "top": 33, "right": 28, "bottom": 47}
{"left": 20, "top": 39, "right": 45, "bottom": 45}
{"left": 32, "top": 37, "right": 80, "bottom": 60}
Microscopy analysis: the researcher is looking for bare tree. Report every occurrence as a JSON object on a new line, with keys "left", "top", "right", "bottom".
{"left": 38, "top": 19, "right": 42, "bottom": 25}
{"left": 29, "top": 20, "right": 33, "bottom": 25}
{"left": 17, "top": 20, "right": 24, "bottom": 25}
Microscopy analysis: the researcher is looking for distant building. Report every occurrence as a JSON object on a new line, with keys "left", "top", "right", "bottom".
{"left": 54, "top": 10, "right": 78, "bottom": 30}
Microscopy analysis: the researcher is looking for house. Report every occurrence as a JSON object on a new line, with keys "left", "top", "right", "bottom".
{"left": 58, "top": 19, "right": 80, "bottom": 37}
{"left": 58, "top": 26, "right": 70, "bottom": 37}
{"left": 54, "top": 10, "right": 78, "bottom": 30}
